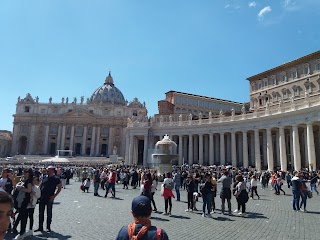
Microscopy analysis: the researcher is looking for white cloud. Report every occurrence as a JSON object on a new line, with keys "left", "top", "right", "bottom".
{"left": 225, "top": 4, "right": 230, "bottom": 9}
{"left": 283, "top": 0, "right": 292, "bottom": 8}
{"left": 257, "top": 6, "right": 272, "bottom": 21}
{"left": 248, "top": 1, "right": 256, "bottom": 8}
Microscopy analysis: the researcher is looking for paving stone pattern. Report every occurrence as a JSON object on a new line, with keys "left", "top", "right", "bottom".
{"left": 5, "top": 181, "right": 320, "bottom": 240}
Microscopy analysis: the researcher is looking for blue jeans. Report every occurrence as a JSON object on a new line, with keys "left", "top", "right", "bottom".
{"left": 310, "top": 184, "right": 319, "bottom": 194}
{"left": 300, "top": 190, "right": 308, "bottom": 210}
{"left": 105, "top": 182, "right": 115, "bottom": 197}
{"left": 202, "top": 193, "right": 212, "bottom": 214}
{"left": 94, "top": 182, "right": 100, "bottom": 195}
{"left": 292, "top": 190, "right": 300, "bottom": 210}
{"left": 175, "top": 185, "right": 180, "bottom": 201}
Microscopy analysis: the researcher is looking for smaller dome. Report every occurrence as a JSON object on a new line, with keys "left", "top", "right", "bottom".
{"left": 90, "top": 72, "right": 126, "bottom": 105}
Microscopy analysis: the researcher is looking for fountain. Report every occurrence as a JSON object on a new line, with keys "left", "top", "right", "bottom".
{"left": 151, "top": 135, "right": 179, "bottom": 175}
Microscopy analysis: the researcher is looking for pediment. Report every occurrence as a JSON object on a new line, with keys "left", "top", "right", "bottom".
{"left": 63, "top": 109, "right": 96, "bottom": 118}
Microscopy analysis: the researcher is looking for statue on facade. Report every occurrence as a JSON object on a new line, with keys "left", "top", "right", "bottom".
{"left": 80, "top": 96, "right": 84, "bottom": 104}
{"left": 178, "top": 114, "right": 182, "bottom": 122}
{"left": 241, "top": 104, "right": 246, "bottom": 114}
{"left": 209, "top": 111, "right": 212, "bottom": 119}
{"left": 49, "top": 97, "right": 52, "bottom": 104}
{"left": 169, "top": 115, "right": 173, "bottom": 122}
{"left": 113, "top": 146, "right": 117, "bottom": 155}
{"left": 62, "top": 97, "right": 65, "bottom": 104}
{"left": 278, "top": 98, "right": 283, "bottom": 108}
{"left": 18, "top": 96, "right": 20, "bottom": 103}
{"left": 253, "top": 104, "right": 258, "bottom": 112}
{"left": 304, "top": 89, "right": 310, "bottom": 99}
{"left": 143, "top": 101, "right": 146, "bottom": 107}
{"left": 86, "top": 98, "right": 90, "bottom": 104}
{"left": 66, "top": 97, "right": 69, "bottom": 104}
{"left": 265, "top": 101, "right": 270, "bottom": 109}
{"left": 199, "top": 112, "right": 202, "bottom": 119}
{"left": 219, "top": 109, "right": 224, "bottom": 117}
{"left": 160, "top": 115, "right": 163, "bottom": 122}
{"left": 188, "top": 113, "right": 192, "bottom": 121}
{"left": 291, "top": 95, "right": 295, "bottom": 104}
{"left": 35, "top": 96, "right": 39, "bottom": 103}
{"left": 231, "top": 108, "right": 235, "bottom": 116}
{"left": 73, "top": 97, "right": 77, "bottom": 104}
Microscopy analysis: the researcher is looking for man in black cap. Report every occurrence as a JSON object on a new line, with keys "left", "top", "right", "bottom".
{"left": 116, "top": 195, "right": 169, "bottom": 240}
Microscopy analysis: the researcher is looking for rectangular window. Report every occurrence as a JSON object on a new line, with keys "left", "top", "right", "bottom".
{"left": 41, "top": 109, "right": 45, "bottom": 114}
{"left": 283, "top": 91, "right": 288, "bottom": 99}
{"left": 292, "top": 71, "right": 298, "bottom": 79}
{"left": 316, "top": 63, "right": 320, "bottom": 71}
{"left": 294, "top": 88, "right": 299, "bottom": 96}
{"left": 264, "top": 81, "right": 268, "bottom": 87}
{"left": 259, "top": 83, "right": 262, "bottom": 89}
{"left": 24, "top": 106, "right": 30, "bottom": 113}
{"left": 282, "top": 75, "right": 287, "bottom": 82}
{"left": 304, "top": 67, "right": 309, "bottom": 75}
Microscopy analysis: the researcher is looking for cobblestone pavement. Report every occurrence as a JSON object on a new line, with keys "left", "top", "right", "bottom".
{"left": 5, "top": 180, "right": 320, "bottom": 240}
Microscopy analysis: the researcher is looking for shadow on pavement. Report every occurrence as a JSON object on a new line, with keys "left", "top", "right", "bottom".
{"left": 242, "top": 212, "right": 268, "bottom": 219}
{"left": 33, "top": 231, "right": 72, "bottom": 239}
{"left": 169, "top": 215, "right": 190, "bottom": 219}
{"left": 305, "top": 211, "right": 320, "bottom": 214}
{"left": 215, "top": 216, "right": 235, "bottom": 221}
{"left": 151, "top": 216, "right": 170, "bottom": 222}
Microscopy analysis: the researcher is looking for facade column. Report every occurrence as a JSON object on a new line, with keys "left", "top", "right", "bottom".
{"left": 220, "top": 133, "right": 225, "bottom": 165}
{"left": 292, "top": 125, "right": 301, "bottom": 171}
{"left": 11, "top": 124, "right": 19, "bottom": 155}
{"left": 199, "top": 134, "right": 203, "bottom": 165}
{"left": 193, "top": 135, "right": 198, "bottom": 163}
{"left": 275, "top": 130, "right": 280, "bottom": 167}
{"left": 266, "top": 128, "right": 274, "bottom": 171}
{"left": 95, "top": 126, "right": 101, "bottom": 156}
{"left": 204, "top": 135, "right": 209, "bottom": 165}
{"left": 304, "top": 127, "right": 308, "bottom": 167}
{"left": 28, "top": 124, "right": 36, "bottom": 154}
{"left": 242, "top": 131, "right": 249, "bottom": 168}
{"left": 254, "top": 129, "right": 261, "bottom": 171}
{"left": 279, "top": 126, "right": 287, "bottom": 172}
{"left": 108, "top": 127, "right": 113, "bottom": 156}
{"left": 90, "top": 126, "right": 96, "bottom": 156}
{"left": 209, "top": 133, "right": 214, "bottom": 166}
{"left": 129, "top": 135, "right": 134, "bottom": 165}
{"left": 43, "top": 124, "right": 50, "bottom": 155}
{"left": 178, "top": 135, "right": 183, "bottom": 165}
{"left": 69, "top": 125, "right": 75, "bottom": 153}
{"left": 60, "top": 125, "right": 66, "bottom": 151}
{"left": 56, "top": 125, "right": 62, "bottom": 150}
{"left": 143, "top": 134, "right": 149, "bottom": 166}
{"left": 306, "top": 123, "right": 316, "bottom": 170}
{"left": 188, "top": 134, "right": 193, "bottom": 165}
{"left": 183, "top": 136, "right": 188, "bottom": 164}
{"left": 82, "top": 126, "right": 87, "bottom": 155}
{"left": 231, "top": 131, "right": 237, "bottom": 167}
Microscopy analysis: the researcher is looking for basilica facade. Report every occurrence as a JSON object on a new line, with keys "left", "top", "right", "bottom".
{"left": 11, "top": 72, "right": 148, "bottom": 158}
{"left": 126, "top": 51, "right": 320, "bottom": 171}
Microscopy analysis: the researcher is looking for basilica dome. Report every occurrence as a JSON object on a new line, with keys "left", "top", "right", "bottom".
{"left": 90, "top": 72, "right": 126, "bottom": 105}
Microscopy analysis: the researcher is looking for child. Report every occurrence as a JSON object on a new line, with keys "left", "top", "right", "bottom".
{"left": 25, "top": 177, "right": 41, "bottom": 237}
{"left": 83, "top": 178, "right": 91, "bottom": 193}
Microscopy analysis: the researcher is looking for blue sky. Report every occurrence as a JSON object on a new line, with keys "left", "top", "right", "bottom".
{"left": 0, "top": 0, "right": 319, "bottom": 131}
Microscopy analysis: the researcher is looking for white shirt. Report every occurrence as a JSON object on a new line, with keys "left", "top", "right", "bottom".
{"left": 250, "top": 179, "right": 258, "bottom": 187}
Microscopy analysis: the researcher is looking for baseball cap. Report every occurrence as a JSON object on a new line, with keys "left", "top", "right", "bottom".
{"left": 47, "top": 166, "right": 55, "bottom": 170}
{"left": 131, "top": 195, "right": 152, "bottom": 217}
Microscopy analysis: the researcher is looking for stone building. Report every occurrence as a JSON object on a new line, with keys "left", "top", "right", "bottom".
{"left": 126, "top": 51, "right": 320, "bottom": 171}
{"left": 11, "top": 72, "right": 147, "bottom": 157}
{"left": 0, "top": 130, "right": 12, "bottom": 158}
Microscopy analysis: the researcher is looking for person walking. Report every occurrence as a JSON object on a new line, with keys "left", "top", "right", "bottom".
{"left": 218, "top": 170, "right": 232, "bottom": 215}
{"left": 291, "top": 171, "right": 301, "bottom": 212}
{"left": 185, "top": 174, "right": 195, "bottom": 212}
{"left": 93, "top": 169, "right": 101, "bottom": 196}
{"left": 310, "top": 172, "right": 319, "bottom": 195}
{"left": 285, "top": 172, "right": 292, "bottom": 188}
{"left": 200, "top": 173, "right": 213, "bottom": 218}
{"left": 105, "top": 169, "right": 117, "bottom": 198}
{"left": 211, "top": 173, "right": 217, "bottom": 213}
{"left": 173, "top": 171, "right": 181, "bottom": 201}
{"left": 35, "top": 166, "right": 62, "bottom": 233}
{"left": 299, "top": 178, "right": 308, "bottom": 212}
{"left": 150, "top": 173, "right": 158, "bottom": 212}
{"left": 234, "top": 175, "right": 249, "bottom": 216}
{"left": 161, "top": 172, "right": 175, "bottom": 216}
{"left": 276, "top": 174, "right": 285, "bottom": 195}
{"left": 250, "top": 176, "right": 260, "bottom": 199}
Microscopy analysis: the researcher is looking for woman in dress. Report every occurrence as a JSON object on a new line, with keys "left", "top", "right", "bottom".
{"left": 162, "top": 172, "right": 175, "bottom": 216}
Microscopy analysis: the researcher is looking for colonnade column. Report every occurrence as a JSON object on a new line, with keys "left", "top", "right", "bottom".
{"left": 209, "top": 133, "right": 214, "bottom": 166}
{"left": 183, "top": 136, "right": 188, "bottom": 164}
{"left": 60, "top": 125, "right": 66, "bottom": 151}
{"left": 279, "top": 126, "right": 287, "bottom": 172}
{"left": 188, "top": 134, "right": 193, "bottom": 165}
{"left": 292, "top": 125, "right": 301, "bottom": 171}
{"left": 266, "top": 128, "right": 274, "bottom": 171}
{"left": 199, "top": 134, "right": 203, "bottom": 165}
{"left": 108, "top": 127, "right": 113, "bottom": 155}
{"left": 242, "top": 131, "right": 249, "bottom": 168}
{"left": 178, "top": 135, "right": 183, "bottom": 165}
{"left": 231, "top": 131, "right": 236, "bottom": 167}
{"left": 69, "top": 125, "right": 75, "bottom": 153}
{"left": 95, "top": 126, "right": 101, "bottom": 156}
{"left": 143, "top": 134, "right": 148, "bottom": 166}
{"left": 90, "top": 126, "right": 96, "bottom": 156}
{"left": 43, "top": 124, "right": 50, "bottom": 154}
{"left": 254, "top": 129, "right": 261, "bottom": 171}
{"left": 220, "top": 133, "right": 225, "bottom": 165}
{"left": 306, "top": 123, "right": 316, "bottom": 170}
{"left": 82, "top": 126, "right": 87, "bottom": 155}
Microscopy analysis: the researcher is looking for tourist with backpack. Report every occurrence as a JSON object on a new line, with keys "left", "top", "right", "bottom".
{"left": 116, "top": 195, "right": 169, "bottom": 240}
{"left": 161, "top": 172, "right": 175, "bottom": 216}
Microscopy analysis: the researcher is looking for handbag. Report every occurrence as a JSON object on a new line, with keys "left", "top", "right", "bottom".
{"left": 307, "top": 190, "right": 313, "bottom": 199}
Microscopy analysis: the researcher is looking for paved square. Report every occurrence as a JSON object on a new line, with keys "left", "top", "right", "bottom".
{"left": 6, "top": 180, "right": 320, "bottom": 240}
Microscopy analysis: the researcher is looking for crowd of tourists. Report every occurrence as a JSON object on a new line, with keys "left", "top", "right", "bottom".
{"left": 0, "top": 163, "right": 319, "bottom": 240}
